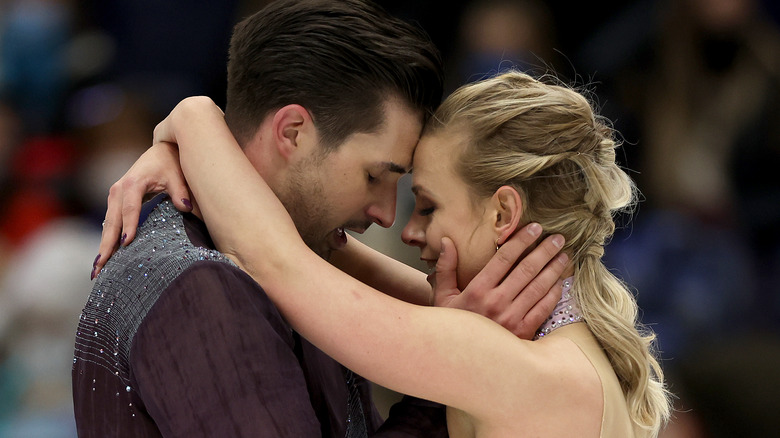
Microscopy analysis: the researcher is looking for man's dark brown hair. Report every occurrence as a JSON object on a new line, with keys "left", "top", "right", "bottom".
{"left": 225, "top": 0, "right": 444, "bottom": 148}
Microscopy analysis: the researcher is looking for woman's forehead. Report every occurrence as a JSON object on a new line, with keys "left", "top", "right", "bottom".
{"left": 411, "top": 132, "right": 467, "bottom": 189}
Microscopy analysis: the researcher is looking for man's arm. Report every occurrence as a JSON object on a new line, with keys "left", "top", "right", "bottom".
{"left": 330, "top": 236, "right": 433, "bottom": 305}
{"left": 130, "top": 262, "right": 322, "bottom": 437}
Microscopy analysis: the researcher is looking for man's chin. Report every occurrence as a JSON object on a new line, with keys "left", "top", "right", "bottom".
{"left": 303, "top": 228, "right": 349, "bottom": 261}
{"left": 315, "top": 247, "right": 333, "bottom": 261}
{"left": 304, "top": 240, "right": 333, "bottom": 261}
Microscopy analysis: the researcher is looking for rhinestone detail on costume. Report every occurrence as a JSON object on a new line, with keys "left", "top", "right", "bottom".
{"left": 344, "top": 369, "right": 368, "bottom": 438}
{"left": 533, "top": 277, "right": 583, "bottom": 340}
{"left": 73, "top": 199, "right": 235, "bottom": 389}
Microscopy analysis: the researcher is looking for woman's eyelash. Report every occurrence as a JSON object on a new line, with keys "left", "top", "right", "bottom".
{"left": 418, "top": 207, "right": 435, "bottom": 216}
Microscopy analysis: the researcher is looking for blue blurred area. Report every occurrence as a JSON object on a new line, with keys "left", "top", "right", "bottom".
{"left": 0, "top": 1, "right": 241, "bottom": 436}
{"left": 1, "top": 0, "right": 778, "bottom": 436}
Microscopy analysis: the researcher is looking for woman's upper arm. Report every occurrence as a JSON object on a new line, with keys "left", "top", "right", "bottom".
{"left": 262, "top": 249, "right": 572, "bottom": 419}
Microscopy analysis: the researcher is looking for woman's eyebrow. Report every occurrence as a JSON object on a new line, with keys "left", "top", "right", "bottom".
{"left": 378, "top": 161, "right": 409, "bottom": 174}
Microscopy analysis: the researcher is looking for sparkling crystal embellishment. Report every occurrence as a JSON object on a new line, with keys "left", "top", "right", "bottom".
{"left": 534, "top": 276, "right": 583, "bottom": 340}
{"left": 72, "top": 197, "right": 237, "bottom": 421}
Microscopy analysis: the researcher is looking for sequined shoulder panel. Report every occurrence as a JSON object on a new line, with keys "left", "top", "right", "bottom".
{"left": 73, "top": 199, "right": 235, "bottom": 388}
{"left": 534, "top": 277, "right": 584, "bottom": 340}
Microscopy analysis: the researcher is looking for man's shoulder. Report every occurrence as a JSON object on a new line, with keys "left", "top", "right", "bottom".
{"left": 130, "top": 261, "right": 296, "bottom": 374}
{"left": 103, "top": 195, "right": 235, "bottom": 279}
{"left": 80, "top": 196, "right": 244, "bottom": 359}
{"left": 137, "top": 193, "right": 170, "bottom": 227}
{"left": 167, "top": 259, "right": 268, "bottom": 301}
{"left": 148, "top": 260, "right": 283, "bottom": 327}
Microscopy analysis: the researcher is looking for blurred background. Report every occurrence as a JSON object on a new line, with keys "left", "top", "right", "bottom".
{"left": 0, "top": 0, "right": 778, "bottom": 436}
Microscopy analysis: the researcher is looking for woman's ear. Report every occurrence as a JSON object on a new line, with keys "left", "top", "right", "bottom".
{"left": 271, "top": 104, "right": 316, "bottom": 160}
{"left": 492, "top": 185, "right": 523, "bottom": 245}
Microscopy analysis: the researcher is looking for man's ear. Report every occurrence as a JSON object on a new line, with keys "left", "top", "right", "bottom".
{"left": 492, "top": 185, "right": 523, "bottom": 245}
{"left": 271, "top": 104, "right": 316, "bottom": 160}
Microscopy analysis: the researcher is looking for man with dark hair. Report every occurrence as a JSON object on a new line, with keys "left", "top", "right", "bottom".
{"left": 224, "top": 0, "right": 443, "bottom": 149}
{"left": 73, "top": 1, "right": 562, "bottom": 436}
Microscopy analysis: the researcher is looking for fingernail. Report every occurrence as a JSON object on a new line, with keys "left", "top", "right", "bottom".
{"left": 93, "top": 254, "right": 101, "bottom": 268}
{"left": 439, "top": 239, "right": 445, "bottom": 254}
{"left": 90, "top": 267, "right": 96, "bottom": 281}
{"left": 552, "top": 235, "right": 564, "bottom": 248}
{"left": 526, "top": 223, "right": 542, "bottom": 237}
{"left": 182, "top": 198, "right": 192, "bottom": 210}
{"left": 557, "top": 252, "right": 569, "bottom": 265}
{"left": 121, "top": 233, "right": 127, "bottom": 245}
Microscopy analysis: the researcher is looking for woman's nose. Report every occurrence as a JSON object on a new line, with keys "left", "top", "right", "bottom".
{"left": 401, "top": 217, "right": 424, "bottom": 247}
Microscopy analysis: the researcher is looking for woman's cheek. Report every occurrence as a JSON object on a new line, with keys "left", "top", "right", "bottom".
{"left": 456, "top": 257, "right": 483, "bottom": 290}
{"left": 456, "top": 244, "right": 496, "bottom": 289}
{"left": 426, "top": 224, "right": 445, "bottom": 252}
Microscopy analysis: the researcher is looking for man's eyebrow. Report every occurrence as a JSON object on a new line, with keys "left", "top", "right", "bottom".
{"left": 380, "top": 162, "right": 409, "bottom": 174}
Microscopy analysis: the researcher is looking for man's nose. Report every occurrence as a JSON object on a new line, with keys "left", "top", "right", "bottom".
{"left": 366, "top": 191, "right": 397, "bottom": 228}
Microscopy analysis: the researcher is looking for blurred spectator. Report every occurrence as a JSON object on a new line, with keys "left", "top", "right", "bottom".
{"left": 66, "top": 84, "right": 156, "bottom": 222}
{"left": 0, "top": 135, "right": 76, "bottom": 249}
{"left": 0, "top": 83, "right": 154, "bottom": 437}
{"left": 0, "top": 102, "right": 23, "bottom": 183}
{"left": 0, "top": 219, "right": 99, "bottom": 438}
{"left": 0, "top": 102, "right": 23, "bottom": 275}
{"left": 0, "top": 0, "right": 74, "bottom": 134}
{"left": 580, "top": 0, "right": 780, "bottom": 252}
{"left": 0, "top": 1, "right": 251, "bottom": 435}
{"left": 642, "top": 0, "right": 780, "bottom": 232}
{"left": 672, "top": 334, "right": 780, "bottom": 436}
{"left": 0, "top": 81, "right": 154, "bottom": 438}
{"left": 580, "top": 0, "right": 780, "bottom": 435}
{"left": 604, "top": 211, "right": 758, "bottom": 357}
{"left": 588, "top": 0, "right": 780, "bottom": 336}
{"left": 78, "top": 0, "right": 239, "bottom": 115}
{"left": 451, "top": 0, "right": 558, "bottom": 86}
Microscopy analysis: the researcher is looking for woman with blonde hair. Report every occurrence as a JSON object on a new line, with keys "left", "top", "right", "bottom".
{"left": 105, "top": 71, "right": 671, "bottom": 436}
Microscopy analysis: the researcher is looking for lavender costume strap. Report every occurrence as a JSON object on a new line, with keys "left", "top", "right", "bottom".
{"left": 534, "top": 277, "right": 583, "bottom": 340}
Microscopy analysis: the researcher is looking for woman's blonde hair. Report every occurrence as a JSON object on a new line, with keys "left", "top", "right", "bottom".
{"left": 427, "top": 71, "right": 671, "bottom": 436}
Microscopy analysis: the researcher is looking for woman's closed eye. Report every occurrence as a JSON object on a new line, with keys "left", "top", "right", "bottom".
{"left": 417, "top": 206, "right": 435, "bottom": 216}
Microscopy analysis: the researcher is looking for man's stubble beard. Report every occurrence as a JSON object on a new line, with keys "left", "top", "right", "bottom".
{"left": 277, "top": 157, "right": 333, "bottom": 260}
